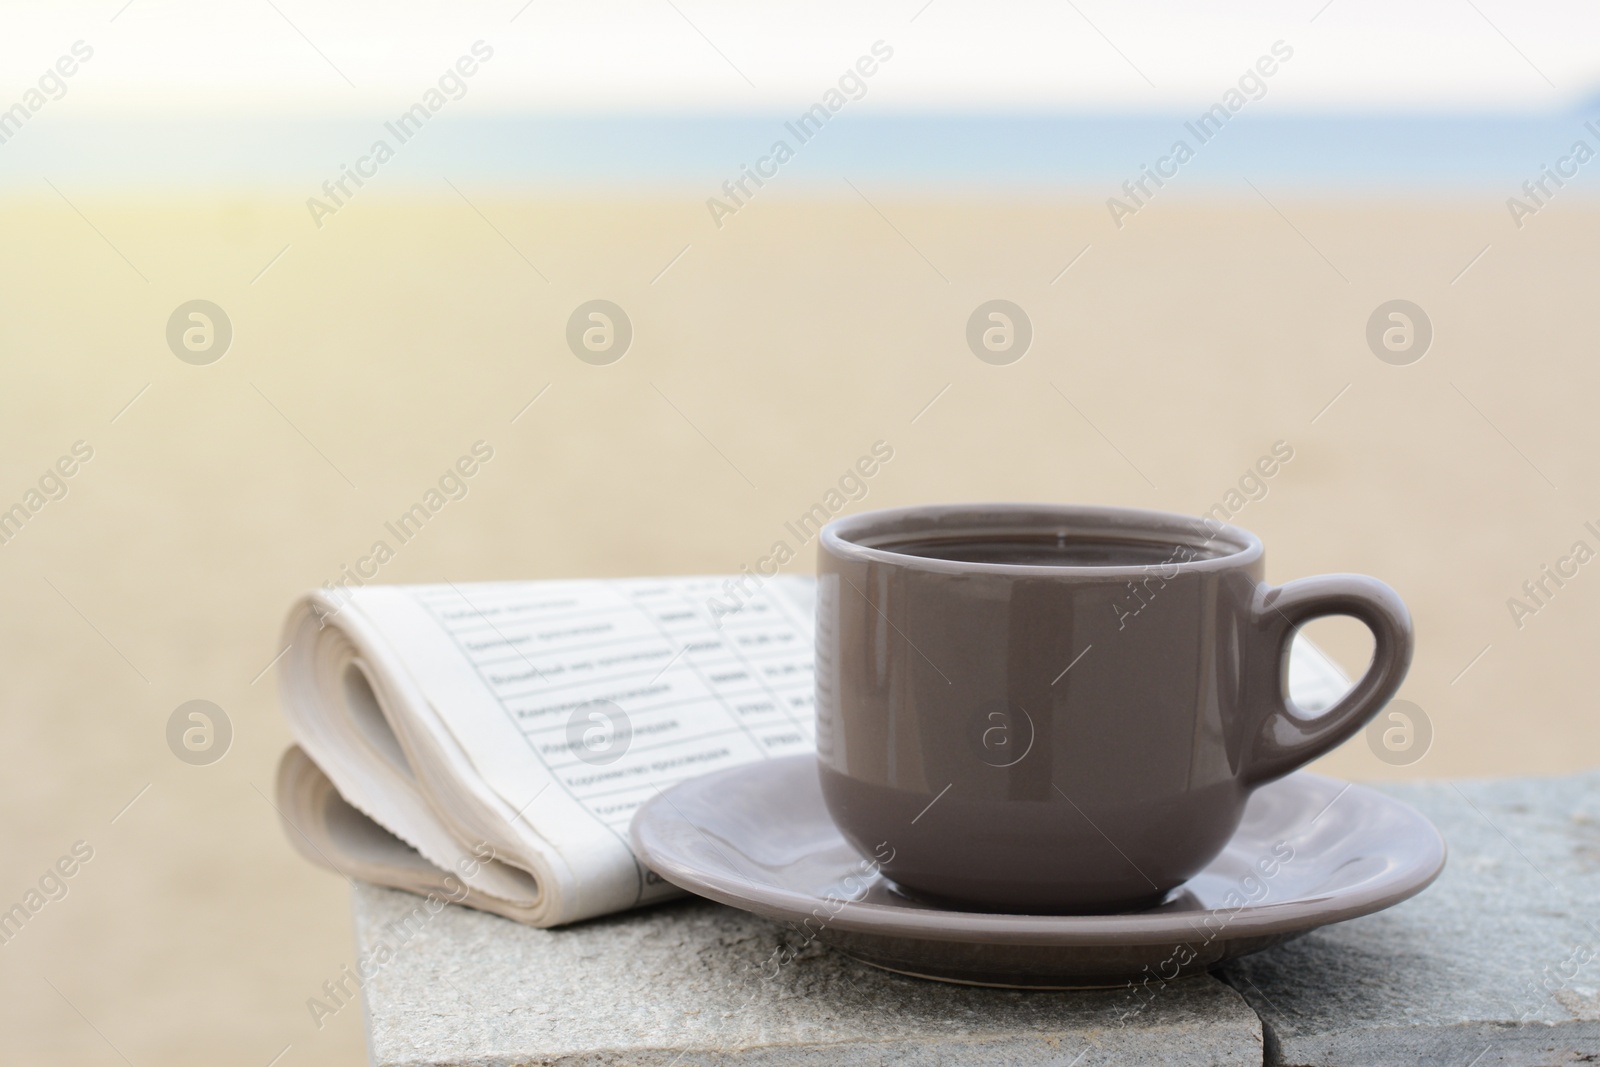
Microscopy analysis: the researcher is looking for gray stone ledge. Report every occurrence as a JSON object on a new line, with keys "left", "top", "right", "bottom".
{"left": 352, "top": 771, "right": 1600, "bottom": 1066}
{"left": 352, "top": 885, "right": 1262, "bottom": 1066}
{"left": 1223, "top": 771, "right": 1600, "bottom": 1066}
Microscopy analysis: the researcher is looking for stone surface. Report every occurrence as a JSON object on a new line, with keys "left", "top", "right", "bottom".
{"left": 1223, "top": 771, "right": 1600, "bottom": 1066}
{"left": 352, "top": 884, "right": 1263, "bottom": 1066}
{"left": 353, "top": 771, "right": 1600, "bottom": 1066}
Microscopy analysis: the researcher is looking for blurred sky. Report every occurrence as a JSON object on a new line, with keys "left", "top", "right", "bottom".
{"left": 4, "top": 0, "right": 1598, "bottom": 112}
{"left": 2, "top": 1, "right": 1599, "bottom": 189}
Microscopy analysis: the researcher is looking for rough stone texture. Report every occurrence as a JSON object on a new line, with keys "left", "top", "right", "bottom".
{"left": 352, "top": 884, "right": 1263, "bottom": 1066}
{"left": 354, "top": 771, "right": 1600, "bottom": 1066}
{"left": 1223, "top": 771, "right": 1600, "bottom": 1066}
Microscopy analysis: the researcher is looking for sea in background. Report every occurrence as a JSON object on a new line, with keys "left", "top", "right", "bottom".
{"left": 4, "top": 108, "right": 1600, "bottom": 196}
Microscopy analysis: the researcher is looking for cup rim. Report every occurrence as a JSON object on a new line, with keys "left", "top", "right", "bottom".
{"left": 820, "top": 502, "right": 1263, "bottom": 578}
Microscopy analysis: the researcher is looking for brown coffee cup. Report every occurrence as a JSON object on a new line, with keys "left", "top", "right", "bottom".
{"left": 815, "top": 503, "right": 1413, "bottom": 914}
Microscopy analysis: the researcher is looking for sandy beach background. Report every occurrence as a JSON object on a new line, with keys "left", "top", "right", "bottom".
{"left": 2, "top": 190, "right": 1597, "bottom": 1064}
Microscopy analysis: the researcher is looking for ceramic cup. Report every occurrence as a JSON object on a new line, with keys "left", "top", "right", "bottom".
{"left": 815, "top": 503, "right": 1413, "bottom": 914}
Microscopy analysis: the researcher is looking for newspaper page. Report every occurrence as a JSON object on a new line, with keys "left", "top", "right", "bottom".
{"left": 293, "top": 576, "right": 816, "bottom": 925}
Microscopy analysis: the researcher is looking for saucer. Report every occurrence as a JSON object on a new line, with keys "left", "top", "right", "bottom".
{"left": 630, "top": 755, "right": 1445, "bottom": 988}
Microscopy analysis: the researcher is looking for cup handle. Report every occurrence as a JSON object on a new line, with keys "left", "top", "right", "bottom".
{"left": 1243, "top": 574, "right": 1414, "bottom": 786}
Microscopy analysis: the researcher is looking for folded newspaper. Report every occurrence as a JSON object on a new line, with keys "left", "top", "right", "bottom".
{"left": 274, "top": 575, "right": 1352, "bottom": 927}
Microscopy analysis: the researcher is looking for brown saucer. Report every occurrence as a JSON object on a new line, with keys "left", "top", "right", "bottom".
{"left": 630, "top": 755, "right": 1446, "bottom": 988}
